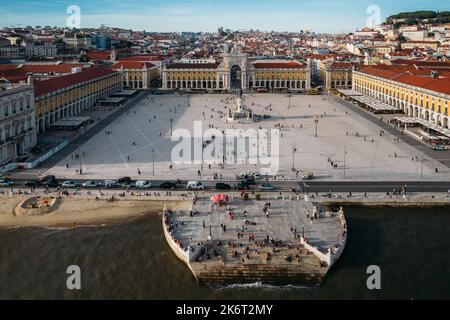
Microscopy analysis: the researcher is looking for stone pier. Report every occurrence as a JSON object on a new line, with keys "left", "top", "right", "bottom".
{"left": 163, "top": 193, "right": 346, "bottom": 285}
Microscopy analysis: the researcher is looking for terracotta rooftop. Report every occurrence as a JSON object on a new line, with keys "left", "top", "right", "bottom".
{"left": 34, "top": 68, "right": 118, "bottom": 97}
{"left": 253, "top": 61, "right": 305, "bottom": 69}
{"left": 329, "top": 62, "right": 354, "bottom": 69}
{"left": 22, "top": 64, "right": 90, "bottom": 74}
{"left": 86, "top": 51, "right": 111, "bottom": 61}
{"left": 117, "top": 55, "right": 167, "bottom": 62}
{"left": 359, "top": 65, "right": 450, "bottom": 95}
{"left": 166, "top": 62, "right": 219, "bottom": 69}
{"left": 112, "top": 61, "right": 156, "bottom": 70}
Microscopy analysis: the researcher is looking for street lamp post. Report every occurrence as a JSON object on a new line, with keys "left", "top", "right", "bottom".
{"left": 314, "top": 119, "right": 319, "bottom": 137}
{"left": 421, "top": 152, "right": 424, "bottom": 179}
{"left": 344, "top": 145, "right": 347, "bottom": 179}
{"left": 292, "top": 145, "right": 297, "bottom": 171}
{"left": 152, "top": 148, "right": 155, "bottom": 176}
{"left": 170, "top": 118, "right": 174, "bottom": 136}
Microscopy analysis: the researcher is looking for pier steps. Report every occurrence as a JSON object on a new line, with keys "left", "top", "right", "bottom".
{"left": 191, "top": 262, "right": 326, "bottom": 285}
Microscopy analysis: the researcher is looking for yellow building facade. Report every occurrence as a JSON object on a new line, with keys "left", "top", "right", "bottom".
{"left": 353, "top": 67, "right": 450, "bottom": 128}
{"left": 34, "top": 69, "right": 122, "bottom": 133}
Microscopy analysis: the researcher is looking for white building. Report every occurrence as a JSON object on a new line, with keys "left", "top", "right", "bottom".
{"left": 0, "top": 82, "right": 37, "bottom": 167}
{"left": 402, "top": 30, "right": 428, "bottom": 41}
{"left": 32, "top": 41, "right": 58, "bottom": 58}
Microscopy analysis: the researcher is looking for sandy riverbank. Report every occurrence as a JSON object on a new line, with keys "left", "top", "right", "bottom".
{"left": 0, "top": 195, "right": 189, "bottom": 228}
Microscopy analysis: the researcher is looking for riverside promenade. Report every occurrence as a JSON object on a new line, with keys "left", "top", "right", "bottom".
{"left": 162, "top": 193, "right": 347, "bottom": 285}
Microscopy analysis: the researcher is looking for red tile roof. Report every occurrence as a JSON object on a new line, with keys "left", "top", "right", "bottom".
{"left": 34, "top": 68, "right": 118, "bottom": 97}
{"left": 117, "top": 55, "right": 166, "bottom": 62}
{"left": 253, "top": 61, "right": 305, "bottom": 69}
{"left": 166, "top": 62, "right": 219, "bottom": 69}
{"left": 359, "top": 65, "right": 450, "bottom": 95}
{"left": 0, "top": 65, "right": 19, "bottom": 71}
{"left": 329, "top": 62, "right": 353, "bottom": 69}
{"left": 22, "top": 64, "right": 90, "bottom": 74}
{"left": 86, "top": 51, "right": 111, "bottom": 61}
{"left": 112, "top": 61, "right": 155, "bottom": 70}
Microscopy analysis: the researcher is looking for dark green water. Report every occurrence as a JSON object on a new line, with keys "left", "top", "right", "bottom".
{"left": 1, "top": 206, "right": 450, "bottom": 300}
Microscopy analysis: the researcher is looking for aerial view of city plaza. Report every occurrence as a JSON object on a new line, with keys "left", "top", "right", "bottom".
{"left": 1, "top": 0, "right": 450, "bottom": 307}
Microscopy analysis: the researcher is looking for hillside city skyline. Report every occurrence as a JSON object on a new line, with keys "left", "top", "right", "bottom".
{"left": 0, "top": 0, "right": 449, "bottom": 33}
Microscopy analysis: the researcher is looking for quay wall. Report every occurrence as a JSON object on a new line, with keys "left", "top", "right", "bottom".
{"left": 162, "top": 211, "right": 203, "bottom": 279}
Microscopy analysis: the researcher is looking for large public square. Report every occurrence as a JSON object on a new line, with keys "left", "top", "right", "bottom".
{"left": 41, "top": 93, "right": 450, "bottom": 181}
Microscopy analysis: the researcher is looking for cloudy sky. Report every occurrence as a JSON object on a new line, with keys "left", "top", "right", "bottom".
{"left": 0, "top": 0, "right": 448, "bottom": 33}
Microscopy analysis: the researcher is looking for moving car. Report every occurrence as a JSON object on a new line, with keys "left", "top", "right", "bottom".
{"left": 187, "top": 181, "right": 205, "bottom": 190}
{"left": 258, "top": 183, "right": 274, "bottom": 191}
{"left": 136, "top": 180, "right": 152, "bottom": 189}
{"left": 160, "top": 182, "right": 176, "bottom": 190}
{"left": 433, "top": 145, "right": 446, "bottom": 151}
{"left": 0, "top": 178, "right": 13, "bottom": 187}
{"left": 104, "top": 180, "right": 117, "bottom": 188}
{"left": 43, "top": 180, "right": 60, "bottom": 188}
{"left": 24, "top": 180, "right": 40, "bottom": 187}
{"left": 215, "top": 183, "right": 231, "bottom": 190}
{"left": 82, "top": 181, "right": 99, "bottom": 188}
{"left": 234, "top": 182, "right": 251, "bottom": 190}
{"left": 62, "top": 180, "right": 78, "bottom": 188}
{"left": 117, "top": 177, "right": 132, "bottom": 184}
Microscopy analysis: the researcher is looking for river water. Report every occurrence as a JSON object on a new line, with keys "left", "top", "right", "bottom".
{"left": 1, "top": 206, "right": 450, "bottom": 300}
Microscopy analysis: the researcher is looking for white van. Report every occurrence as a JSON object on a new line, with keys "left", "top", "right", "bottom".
{"left": 136, "top": 180, "right": 152, "bottom": 189}
{"left": 238, "top": 170, "right": 260, "bottom": 180}
{"left": 187, "top": 181, "right": 205, "bottom": 190}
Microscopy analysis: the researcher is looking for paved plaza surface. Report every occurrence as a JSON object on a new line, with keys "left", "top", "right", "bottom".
{"left": 171, "top": 197, "right": 341, "bottom": 253}
{"left": 166, "top": 196, "right": 342, "bottom": 278}
{"left": 41, "top": 93, "right": 450, "bottom": 181}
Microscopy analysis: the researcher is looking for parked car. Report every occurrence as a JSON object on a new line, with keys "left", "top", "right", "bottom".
{"left": 160, "top": 182, "right": 176, "bottom": 190}
{"left": 104, "top": 180, "right": 117, "bottom": 188}
{"left": 82, "top": 181, "right": 99, "bottom": 188}
{"left": 40, "top": 175, "right": 56, "bottom": 183}
{"left": 234, "top": 182, "right": 251, "bottom": 190}
{"left": 258, "top": 183, "right": 274, "bottom": 191}
{"left": 43, "top": 180, "right": 60, "bottom": 188}
{"left": 302, "top": 172, "right": 314, "bottom": 180}
{"left": 433, "top": 145, "right": 446, "bottom": 151}
{"left": 136, "top": 180, "right": 152, "bottom": 189}
{"left": 121, "top": 182, "right": 133, "bottom": 189}
{"left": 117, "top": 177, "right": 132, "bottom": 184}
{"left": 0, "top": 178, "right": 13, "bottom": 187}
{"left": 238, "top": 171, "right": 260, "bottom": 180}
{"left": 215, "top": 183, "right": 231, "bottom": 190}
{"left": 24, "top": 180, "right": 40, "bottom": 187}
{"left": 187, "top": 181, "right": 205, "bottom": 190}
{"left": 62, "top": 180, "right": 78, "bottom": 188}
{"left": 241, "top": 178, "right": 256, "bottom": 185}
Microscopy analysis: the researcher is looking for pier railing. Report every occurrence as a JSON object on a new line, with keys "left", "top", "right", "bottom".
{"left": 162, "top": 210, "right": 204, "bottom": 264}
{"left": 300, "top": 207, "right": 347, "bottom": 267}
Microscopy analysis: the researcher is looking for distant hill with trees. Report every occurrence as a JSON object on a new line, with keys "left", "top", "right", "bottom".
{"left": 385, "top": 10, "right": 450, "bottom": 27}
